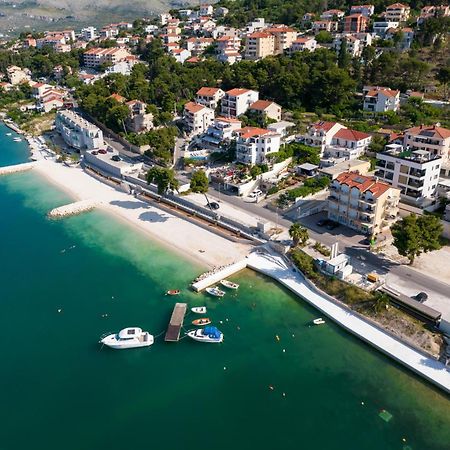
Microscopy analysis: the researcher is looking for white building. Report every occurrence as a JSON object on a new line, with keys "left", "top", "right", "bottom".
{"left": 196, "top": 87, "right": 225, "bottom": 110}
{"left": 6, "top": 65, "right": 31, "bottom": 85}
{"left": 363, "top": 86, "right": 400, "bottom": 112}
{"left": 221, "top": 88, "right": 259, "bottom": 117}
{"left": 201, "top": 116, "right": 242, "bottom": 150}
{"left": 303, "top": 121, "right": 346, "bottom": 152}
{"left": 333, "top": 34, "right": 362, "bottom": 57}
{"left": 290, "top": 37, "right": 317, "bottom": 53}
{"left": 235, "top": 127, "right": 281, "bottom": 165}
{"left": 385, "top": 3, "right": 410, "bottom": 22}
{"left": 350, "top": 5, "right": 375, "bottom": 17}
{"left": 81, "top": 27, "right": 97, "bottom": 41}
{"left": 55, "top": 110, "right": 104, "bottom": 150}
{"left": 83, "top": 47, "right": 131, "bottom": 68}
{"left": 184, "top": 102, "right": 215, "bottom": 135}
{"left": 375, "top": 145, "right": 442, "bottom": 204}
{"left": 373, "top": 21, "right": 399, "bottom": 38}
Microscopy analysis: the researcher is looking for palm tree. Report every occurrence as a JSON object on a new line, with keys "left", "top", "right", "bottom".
{"left": 289, "top": 223, "right": 309, "bottom": 247}
{"left": 373, "top": 294, "right": 390, "bottom": 315}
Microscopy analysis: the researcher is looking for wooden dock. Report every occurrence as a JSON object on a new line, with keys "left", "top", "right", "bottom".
{"left": 165, "top": 303, "right": 187, "bottom": 342}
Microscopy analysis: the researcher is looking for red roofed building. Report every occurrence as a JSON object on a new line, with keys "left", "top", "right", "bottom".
{"left": 249, "top": 100, "right": 282, "bottom": 122}
{"left": 221, "top": 88, "right": 259, "bottom": 117}
{"left": 183, "top": 101, "right": 215, "bottom": 135}
{"left": 404, "top": 125, "right": 450, "bottom": 165}
{"left": 245, "top": 31, "right": 275, "bottom": 60}
{"left": 264, "top": 26, "right": 298, "bottom": 53}
{"left": 363, "top": 86, "right": 400, "bottom": 112}
{"left": 385, "top": 3, "right": 410, "bottom": 22}
{"left": 196, "top": 87, "right": 225, "bottom": 110}
{"left": 328, "top": 172, "right": 400, "bottom": 235}
{"left": 236, "top": 127, "right": 281, "bottom": 164}
{"left": 290, "top": 37, "right": 317, "bottom": 53}
{"left": 344, "top": 14, "right": 369, "bottom": 33}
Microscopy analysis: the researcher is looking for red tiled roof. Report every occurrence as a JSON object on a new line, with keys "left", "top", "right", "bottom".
{"left": 334, "top": 128, "right": 371, "bottom": 141}
{"left": 406, "top": 125, "right": 450, "bottom": 140}
{"left": 237, "top": 126, "right": 270, "bottom": 139}
{"left": 366, "top": 88, "right": 399, "bottom": 98}
{"left": 311, "top": 121, "right": 338, "bottom": 132}
{"left": 226, "top": 88, "right": 251, "bottom": 96}
{"left": 249, "top": 100, "right": 279, "bottom": 111}
{"left": 247, "top": 32, "right": 273, "bottom": 39}
{"left": 184, "top": 101, "right": 207, "bottom": 113}
{"left": 387, "top": 3, "right": 409, "bottom": 9}
{"left": 197, "top": 87, "right": 221, "bottom": 96}
{"left": 335, "top": 172, "right": 391, "bottom": 198}
{"left": 109, "top": 93, "right": 126, "bottom": 103}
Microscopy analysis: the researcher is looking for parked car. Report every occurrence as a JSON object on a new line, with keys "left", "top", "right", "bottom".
{"left": 98, "top": 149, "right": 107, "bottom": 154}
{"left": 91, "top": 150, "right": 98, "bottom": 155}
{"left": 317, "top": 218, "right": 329, "bottom": 227}
{"left": 248, "top": 189, "right": 263, "bottom": 198}
{"left": 111, "top": 155, "right": 121, "bottom": 162}
{"left": 412, "top": 292, "right": 428, "bottom": 303}
{"left": 326, "top": 221, "right": 339, "bottom": 230}
{"left": 208, "top": 202, "right": 220, "bottom": 210}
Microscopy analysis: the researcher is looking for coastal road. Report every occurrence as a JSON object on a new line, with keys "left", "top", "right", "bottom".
{"left": 208, "top": 186, "right": 450, "bottom": 303}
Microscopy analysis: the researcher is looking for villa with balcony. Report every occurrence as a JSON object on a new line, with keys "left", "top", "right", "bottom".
{"left": 328, "top": 171, "right": 400, "bottom": 235}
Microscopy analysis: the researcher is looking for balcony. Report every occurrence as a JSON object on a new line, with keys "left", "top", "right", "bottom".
{"left": 328, "top": 194, "right": 339, "bottom": 202}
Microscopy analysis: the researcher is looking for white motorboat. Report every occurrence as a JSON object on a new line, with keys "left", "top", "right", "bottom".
{"left": 187, "top": 326, "right": 223, "bottom": 343}
{"left": 313, "top": 318, "right": 326, "bottom": 325}
{"left": 6, "top": 132, "right": 12, "bottom": 136}
{"left": 206, "top": 287, "right": 225, "bottom": 298}
{"left": 192, "top": 306, "right": 207, "bottom": 314}
{"left": 100, "top": 327, "right": 154, "bottom": 349}
{"left": 220, "top": 279, "right": 239, "bottom": 290}
{"left": 13, "top": 137, "right": 22, "bottom": 142}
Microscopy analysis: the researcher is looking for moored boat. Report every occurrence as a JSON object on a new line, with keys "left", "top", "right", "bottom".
{"left": 313, "top": 318, "right": 326, "bottom": 325}
{"left": 191, "top": 306, "right": 207, "bottom": 314}
{"left": 13, "top": 137, "right": 22, "bottom": 142}
{"left": 187, "top": 326, "right": 223, "bottom": 343}
{"left": 100, "top": 327, "right": 154, "bottom": 349}
{"left": 192, "top": 318, "right": 211, "bottom": 326}
{"left": 166, "top": 289, "right": 180, "bottom": 296}
{"left": 220, "top": 279, "right": 239, "bottom": 290}
{"left": 206, "top": 287, "right": 225, "bottom": 298}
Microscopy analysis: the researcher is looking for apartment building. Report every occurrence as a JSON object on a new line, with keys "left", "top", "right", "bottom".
{"left": 245, "top": 31, "right": 275, "bottom": 60}
{"left": 201, "top": 117, "right": 242, "bottom": 150}
{"left": 83, "top": 47, "right": 131, "bottom": 68}
{"left": 333, "top": 35, "right": 362, "bottom": 57}
{"left": 221, "top": 88, "right": 259, "bottom": 117}
{"left": 196, "top": 87, "right": 225, "bottom": 110}
{"left": 327, "top": 128, "right": 372, "bottom": 158}
{"left": 183, "top": 102, "right": 215, "bottom": 135}
{"left": 186, "top": 37, "right": 214, "bottom": 54}
{"left": 363, "top": 86, "right": 400, "bottom": 112}
{"left": 6, "top": 65, "right": 31, "bottom": 85}
{"left": 235, "top": 127, "right": 281, "bottom": 165}
{"left": 350, "top": 5, "right": 375, "bottom": 17}
{"left": 418, "top": 5, "right": 450, "bottom": 24}
{"left": 249, "top": 100, "right": 282, "bottom": 122}
{"left": 328, "top": 172, "right": 401, "bottom": 235}
{"left": 55, "top": 110, "right": 104, "bottom": 150}
{"left": 81, "top": 27, "right": 97, "bottom": 41}
{"left": 385, "top": 3, "right": 410, "bottom": 22}
{"left": 320, "top": 9, "right": 345, "bottom": 20}
{"left": 344, "top": 14, "right": 369, "bottom": 33}
{"left": 312, "top": 20, "right": 338, "bottom": 33}
{"left": 216, "top": 36, "right": 242, "bottom": 64}
{"left": 290, "top": 37, "right": 317, "bottom": 52}
{"left": 373, "top": 20, "right": 399, "bottom": 37}
{"left": 303, "top": 121, "right": 346, "bottom": 151}
{"left": 265, "top": 26, "right": 298, "bottom": 54}
{"left": 404, "top": 125, "right": 450, "bottom": 164}
{"left": 375, "top": 145, "right": 442, "bottom": 204}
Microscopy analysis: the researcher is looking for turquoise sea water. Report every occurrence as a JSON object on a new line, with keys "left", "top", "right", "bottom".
{"left": 0, "top": 124, "right": 449, "bottom": 450}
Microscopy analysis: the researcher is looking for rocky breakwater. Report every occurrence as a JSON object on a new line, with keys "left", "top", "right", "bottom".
{"left": 48, "top": 199, "right": 99, "bottom": 219}
{"left": 0, "top": 162, "right": 36, "bottom": 175}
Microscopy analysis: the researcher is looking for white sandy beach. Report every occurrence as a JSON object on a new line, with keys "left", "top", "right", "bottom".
{"left": 32, "top": 158, "right": 252, "bottom": 268}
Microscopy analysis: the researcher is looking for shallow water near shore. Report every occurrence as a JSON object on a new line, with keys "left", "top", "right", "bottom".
{"left": 1, "top": 128, "right": 450, "bottom": 450}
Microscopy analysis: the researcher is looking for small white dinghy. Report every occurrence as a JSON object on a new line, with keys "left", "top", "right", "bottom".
{"left": 187, "top": 326, "right": 223, "bottom": 343}
{"left": 13, "top": 137, "right": 22, "bottom": 142}
{"left": 100, "top": 327, "right": 154, "bottom": 349}
{"left": 220, "top": 279, "right": 239, "bottom": 290}
{"left": 206, "top": 287, "right": 225, "bottom": 298}
{"left": 313, "top": 318, "right": 326, "bottom": 325}
{"left": 191, "top": 306, "right": 207, "bottom": 314}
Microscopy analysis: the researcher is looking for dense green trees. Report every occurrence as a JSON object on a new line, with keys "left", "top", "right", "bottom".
{"left": 190, "top": 170, "right": 209, "bottom": 193}
{"left": 146, "top": 167, "right": 179, "bottom": 195}
{"left": 391, "top": 214, "right": 443, "bottom": 265}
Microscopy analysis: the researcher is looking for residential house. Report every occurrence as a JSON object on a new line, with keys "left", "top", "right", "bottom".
{"left": 221, "top": 89, "right": 259, "bottom": 117}
{"left": 386, "top": 27, "right": 414, "bottom": 50}
{"left": 303, "top": 121, "right": 346, "bottom": 151}
{"left": 327, "top": 128, "right": 372, "bottom": 158}
{"left": 312, "top": 20, "right": 338, "bottom": 33}
{"left": 83, "top": 47, "right": 131, "bottom": 68}
{"left": 201, "top": 116, "right": 242, "bottom": 150}
{"left": 171, "top": 48, "right": 192, "bottom": 64}
{"left": 22, "top": 38, "right": 36, "bottom": 48}
{"left": 417, "top": 5, "right": 450, "bottom": 25}
{"left": 126, "top": 100, "right": 153, "bottom": 133}
{"left": 333, "top": 35, "right": 362, "bottom": 58}
{"left": 246, "top": 18, "right": 266, "bottom": 34}
{"left": 38, "top": 92, "right": 65, "bottom": 112}
{"left": 245, "top": 31, "right": 275, "bottom": 60}
{"left": 350, "top": 5, "right": 375, "bottom": 17}
{"left": 55, "top": 110, "right": 104, "bottom": 150}
{"left": 375, "top": 145, "right": 442, "bottom": 204}
{"left": 235, "top": 127, "right": 281, "bottom": 165}
{"left": 196, "top": 87, "right": 225, "bottom": 110}
{"left": 81, "top": 27, "right": 97, "bottom": 41}
{"left": 186, "top": 37, "right": 214, "bottom": 55}
{"left": 290, "top": 37, "right": 317, "bottom": 52}
{"left": 249, "top": 100, "right": 282, "bottom": 122}
{"left": 363, "top": 86, "right": 400, "bottom": 112}
{"left": 320, "top": 9, "right": 345, "bottom": 20}
{"left": 385, "top": 3, "right": 410, "bottom": 22}
{"left": 373, "top": 20, "right": 399, "bottom": 37}
{"left": 328, "top": 171, "right": 401, "bottom": 235}
{"left": 184, "top": 102, "right": 215, "bottom": 135}
{"left": 200, "top": 4, "right": 214, "bottom": 16}
{"left": 6, "top": 66, "right": 31, "bottom": 85}
{"left": 159, "top": 13, "right": 172, "bottom": 25}
{"left": 344, "top": 14, "right": 369, "bottom": 33}
{"left": 31, "top": 82, "right": 52, "bottom": 98}
{"left": 216, "top": 36, "right": 242, "bottom": 64}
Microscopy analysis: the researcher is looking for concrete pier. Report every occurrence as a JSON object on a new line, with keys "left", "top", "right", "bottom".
{"left": 0, "top": 162, "right": 36, "bottom": 176}
{"left": 165, "top": 303, "right": 187, "bottom": 342}
{"left": 191, "top": 260, "right": 248, "bottom": 292}
{"left": 48, "top": 199, "right": 98, "bottom": 219}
